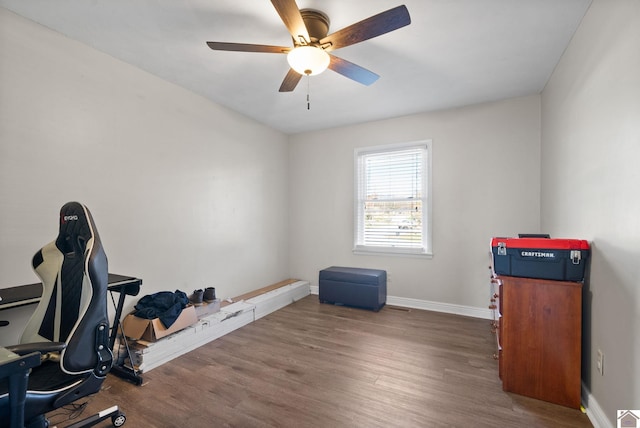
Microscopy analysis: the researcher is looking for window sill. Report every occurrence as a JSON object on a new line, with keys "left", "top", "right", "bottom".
{"left": 353, "top": 247, "right": 433, "bottom": 259}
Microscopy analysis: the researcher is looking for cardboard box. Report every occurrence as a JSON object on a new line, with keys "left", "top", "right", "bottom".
{"left": 122, "top": 305, "right": 198, "bottom": 342}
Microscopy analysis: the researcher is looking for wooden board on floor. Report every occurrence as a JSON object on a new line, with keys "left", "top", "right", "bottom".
{"left": 221, "top": 278, "right": 301, "bottom": 307}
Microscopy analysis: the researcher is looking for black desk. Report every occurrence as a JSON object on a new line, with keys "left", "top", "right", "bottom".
{"left": 0, "top": 283, "right": 42, "bottom": 311}
{"left": 0, "top": 274, "right": 140, "bottom": 311}
{"left": 0, "top": 274, "right": 143, "bottom": 385}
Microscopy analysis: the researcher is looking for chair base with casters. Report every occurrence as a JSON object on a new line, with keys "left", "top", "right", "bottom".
{"left": 1, "top": 349, "right": 126, "bottom": 428}
{"left": 0, "top": 202, "right": 126, "bottom": 428}
{"left": 13, "top": 404, "right": 126, "bottom": 428}
{"left": 66, "top": 405, "right": 126, "bottom": 428}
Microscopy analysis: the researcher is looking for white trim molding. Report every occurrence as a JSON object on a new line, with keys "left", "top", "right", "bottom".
{"left": 386, "top": 295, "right": 493, "bottom": 319}
{"left": 582, "top": 382, "right": 613, "bottom": 428}
{"left": 309, "top": 285, "right": 492, "bottom": 320}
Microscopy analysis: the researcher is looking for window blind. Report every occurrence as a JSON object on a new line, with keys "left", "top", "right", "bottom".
{"left": 355, "top": 144, "right": 428, "bottom": 252}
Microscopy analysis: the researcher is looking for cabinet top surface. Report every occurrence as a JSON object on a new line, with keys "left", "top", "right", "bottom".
{"left": 495, "top": 275, "right": 583, "bottom": 288}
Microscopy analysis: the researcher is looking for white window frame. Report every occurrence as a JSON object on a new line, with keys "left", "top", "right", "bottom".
{"left": 353, "top": 140, "right": 433, "bottom": 258}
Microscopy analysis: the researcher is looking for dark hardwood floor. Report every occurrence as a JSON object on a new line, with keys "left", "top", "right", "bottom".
{"left": 51, "top": 295, "right": 592, "bottom": 427}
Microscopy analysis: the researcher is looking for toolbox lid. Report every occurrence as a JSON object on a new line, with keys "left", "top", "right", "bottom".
{"left": 491, "top": 237, "right": 590, "bottom": 250}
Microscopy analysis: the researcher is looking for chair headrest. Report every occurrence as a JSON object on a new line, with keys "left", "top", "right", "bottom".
{"left": 55, "top": 202, "right": 99, "bottom": 256}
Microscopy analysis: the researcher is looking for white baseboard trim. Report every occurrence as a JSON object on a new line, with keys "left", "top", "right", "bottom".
{"left": 582, "top": 382, "right": 613, "bottom": 428}
{"left": 387, "top": 296, "right": 493, "bottom": 319}
{"left": 309, "top": 285, "right": 493, "bottom": 320}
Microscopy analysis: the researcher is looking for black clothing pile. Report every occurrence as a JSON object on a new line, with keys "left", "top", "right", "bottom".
{"left": 133, "top": 290, "right": 189, "bottom": 328}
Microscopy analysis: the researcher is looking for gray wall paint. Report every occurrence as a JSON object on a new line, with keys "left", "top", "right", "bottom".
{"left": 541, "top": 0, "right": 640, "bottom": 425}
{"left": 288, "top": 95, "right": 541, "bottom": 310}
{"left": 0, "top": 9, "right": 290, "bottom": 315}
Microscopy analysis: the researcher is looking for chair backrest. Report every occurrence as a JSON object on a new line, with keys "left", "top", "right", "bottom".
{"left": 20, "top": 202, "right": 110, "bottom": 375}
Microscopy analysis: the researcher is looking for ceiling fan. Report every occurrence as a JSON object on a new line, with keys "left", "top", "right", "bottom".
{"left": 206, "top": 0, "right": 411, "bottom": 92}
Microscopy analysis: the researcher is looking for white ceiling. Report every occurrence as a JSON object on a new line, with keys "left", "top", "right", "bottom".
{"left": 1, "top": 0, "right": 591, "bottom": 134}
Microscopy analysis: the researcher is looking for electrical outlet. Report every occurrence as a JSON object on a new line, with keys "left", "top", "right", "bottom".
{"left": 387, "top": 272, "right": 392, "bottom": 283}
{"left": 596, "top": 349, "right": 604, "bottom": 376}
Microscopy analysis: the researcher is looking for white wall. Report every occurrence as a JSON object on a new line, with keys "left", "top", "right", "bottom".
{"left": 289, "top": 95, "right": 541, "bottom": 312}
{"left": 0, "top": 9, "right": 290, "bottom": 316}
{"left": 541, "top": 0, "right": 640, "bottom": 425}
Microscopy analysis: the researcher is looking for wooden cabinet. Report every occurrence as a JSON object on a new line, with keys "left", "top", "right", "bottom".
{"left": 494, "top": 275, "right": 582, "bottom": 409}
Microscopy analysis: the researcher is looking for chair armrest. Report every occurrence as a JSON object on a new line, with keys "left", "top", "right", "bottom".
{"left": 5, "top": 342, "right": 66, "bottom": 356}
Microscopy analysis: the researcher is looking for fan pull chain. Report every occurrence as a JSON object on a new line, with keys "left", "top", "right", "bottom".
{"left": 306, "top": 74, "right": 311, "bottom": 110}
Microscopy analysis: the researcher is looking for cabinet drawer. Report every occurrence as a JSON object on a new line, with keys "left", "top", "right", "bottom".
{"left": 498, "top": 276, "right": 582, "bottom": 409}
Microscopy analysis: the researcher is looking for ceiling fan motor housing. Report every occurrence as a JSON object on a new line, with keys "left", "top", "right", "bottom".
{"left": 299, "top": 9, "right": 330, "bottom": 44}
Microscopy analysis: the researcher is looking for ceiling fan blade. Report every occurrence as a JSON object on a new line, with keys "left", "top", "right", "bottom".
{"left": 320, "top": 5, "right": 411, "bottom": 51}
{"left": 279, "top": 68, "right": 303, "bottom": 92}
{"left": 206, "top": 41, "right": 290, "bottom": 54}
{"left": 328, "top": 55, "right": 379, "bottom": 86}
{"left": 271, "top": 0, "right": 310, "bottom": 45}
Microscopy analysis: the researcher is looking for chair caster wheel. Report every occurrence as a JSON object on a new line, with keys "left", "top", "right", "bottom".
{"left": 112, "top": 411, "right": 126, "bottom": 427}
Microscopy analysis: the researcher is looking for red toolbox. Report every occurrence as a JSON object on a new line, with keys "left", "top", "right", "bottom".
{"left": 491, "top": 237, "right": 590, "bottom": 281}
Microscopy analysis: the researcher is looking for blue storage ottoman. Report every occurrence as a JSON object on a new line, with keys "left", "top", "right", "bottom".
{"left": 319, "top": 266, "right": 387, "bottom": 312}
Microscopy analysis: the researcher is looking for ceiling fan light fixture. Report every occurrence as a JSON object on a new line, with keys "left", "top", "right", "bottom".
{"left": 287, "top": 46, "right": 330, "bottom": 76}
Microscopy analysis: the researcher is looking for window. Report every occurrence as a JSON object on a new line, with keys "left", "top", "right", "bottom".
{"left": 354, "top": 141, "right": 432, "bottom": 257}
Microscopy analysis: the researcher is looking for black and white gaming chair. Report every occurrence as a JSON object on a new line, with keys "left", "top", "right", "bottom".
{"left": 0, "top": 202, "right": 125, "bottom": 428}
